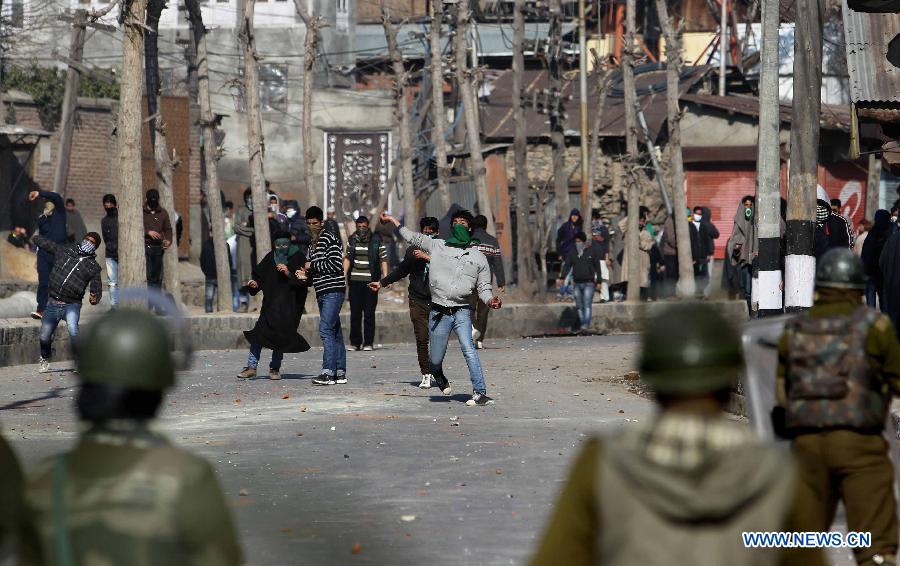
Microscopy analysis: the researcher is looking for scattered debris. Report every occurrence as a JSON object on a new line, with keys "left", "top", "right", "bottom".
{"left": 400, "top": 515, "right": 416, "bottom": 522}
{"left": 281, "top": 393, "right": 290, "bottom": 400}
{"left": 624, "top": 371, "right": 640, "bottom": 381}
{"left": 351, "top": 543, "right": 362, "bottom": 555}
{"left": 239, "top": 489, "right": 249, "bottom": 496}
{"left": 495, "top": 468, "right": 503, "bottom": 475}
{"left": 299, "top": 406, "right": 308, "bottom": 412}
{"left": 330, "top": 426, "right": 336, "bottom": 431}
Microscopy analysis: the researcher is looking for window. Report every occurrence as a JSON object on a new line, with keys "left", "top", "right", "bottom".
{"left": 10, "top": 0, "right": 24, "bottom": 27}
{"left": 259, "top": 63, "right": 287, "bottom": 112}
{"left": 336, "top": 0, "right": 349, "bottom": 32}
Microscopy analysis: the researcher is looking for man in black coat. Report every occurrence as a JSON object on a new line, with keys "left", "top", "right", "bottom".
{"left": 689, "top": 206, "right": 713, "bottom": 297}
{"left": 236, "top": 232, "right": 310, "bottom": 380}
{"left": 101, "top": 194, "right": 119, "bottom": 308}
{"left": 815, "top": 185, "right": 852, "bottom": 259}
{"left": 28, "top": 190, "right": 68, "bottom": 319}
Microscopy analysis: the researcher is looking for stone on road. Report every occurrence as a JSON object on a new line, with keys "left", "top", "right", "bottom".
{"left": 2, "top": 335, "right": 651, "bottom": 565}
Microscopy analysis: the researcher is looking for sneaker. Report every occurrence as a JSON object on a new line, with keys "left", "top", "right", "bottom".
{"left": 39, "top": 358, "right": 50, "bottom": 373}
{"left": 363, "top": 345, "right": 374, "bottom": 352}
{"left": 476, "top": 341, "right": 484, "bottom": 350}
{"left": 31, "top": 310, "right": 43, "bottom": 320}
{"left": 237, "top": 367, "right": 257, "bottom": 379}
{"left": 472, "top": 327, "right": 481, "bottom": 341}
{"left": 418, "top": 374, "right": 432, "bottom": 389}
{"left": 466, "top": 392, "right": 495, "bottom": 406}
{"left": 312, "top": 374, "right": 336, "bottom": 386}
{"left": 269, "top": 369, "right": 281, "bottom": 380}
{"left": 352, "top": 345, "right": 362, "bottom": 352}
{"left": 335, "top": 373, "right": 348, "bottom": 384}
{"left": 432, "top": 374, "right": 451, "bottom": 395}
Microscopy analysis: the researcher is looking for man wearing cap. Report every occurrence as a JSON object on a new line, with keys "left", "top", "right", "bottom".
{"left": 21, "top": 308, "right": 242, "bottom": 565}
{"left": 532, "top": 303, "right": 823, "bottom": 565}
{"left": 776, "top": 248, "right": 900, "bottom": 566}
{"left": 815, "top": 185, "right": 852, "bottom": 259}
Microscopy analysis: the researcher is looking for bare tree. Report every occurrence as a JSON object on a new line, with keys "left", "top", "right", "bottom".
{"left": 186, "top": 0, "right": 232, "bottom": 311}
{"left": 656, "top": 0, "right": 694, "bottom": 297}
{"left": 429, "top": 0, "right": 452, "bottom": 211}
{"left": 549, "top": 0, "right": 569, "bottom": 223}
{"left": 382, "top": 3, "right": 417, "bottom": 228}
{"left": 453, "top": 0, "right": 495, "bottom": 234}
{"left": 146, "top": 0, "right": 181, "bottom": 302}
{"left": 116, "top": 0, "right": 149, "bottom": 287}
{"left": 53, "top": 9, "right": 87, "bottom": 198}
{"left": 293, "top": 0, "right": 320, "bottom": 208}
{"left": 513, "top": 0, "right": 536, "bottom": 293}
{"left": 240, "top": 0, "right": 271, "bottom": 259}
{"left": 623, "top": 0, "right": 641, "bottom": 302}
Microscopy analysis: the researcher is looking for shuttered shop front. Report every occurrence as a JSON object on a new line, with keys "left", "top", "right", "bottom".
{"left": 685, "top": 165, "right": 757, "bottom": 259}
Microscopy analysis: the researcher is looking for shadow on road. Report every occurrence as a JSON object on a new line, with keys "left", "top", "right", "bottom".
{"left": 428, "top": 394, "right": 471, "bottom": 403}
{"left": 1, "top": 386, "right": 71, "bottom": 411}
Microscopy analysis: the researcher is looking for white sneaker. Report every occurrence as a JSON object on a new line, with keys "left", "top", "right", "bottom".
{"left": 363, "top": 345, "right": 374, "bottom": 352}
{"left": 39, "top": 358, "right": 50, "bottom": 373}
{"left": 472, "top": 327, "right": 481, "bottom": 341}
{"left": 418, "top": 374, "right": 432, "bottom": 389}
{"left": 476, "top": 341, "right": 484, "bottom": 350}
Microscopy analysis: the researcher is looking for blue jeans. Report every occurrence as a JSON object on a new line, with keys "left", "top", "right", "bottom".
{"left": 247, "top": 341, "right": 283, "bottom": 371}
{"left": 573, "top": 282, "right": 595, "bottom": 329}
{"left": 105, "top": 258, "right": 118, "bottom": 308}
{"left": 206, "top": 276, "right": 242, "bottom": 313}
{"left": 231, "top": 272, "right": 241, "bottom": 312}
{"left": 429, "top": 306, "right": 486, "bottom": 394}
{"left": 39, "top": 301, "right": 81, "bottom": 360}
{"left": 317, "top": 291, "right": 346, "bottom": 375}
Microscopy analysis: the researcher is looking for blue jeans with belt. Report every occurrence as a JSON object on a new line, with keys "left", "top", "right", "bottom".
{"left": 39, "top": 300, "right": 81, "bottom": 360}
{"left": 429, "top": 305, "right": 486, "bottom": 394}
{"left": 317, "top": 291, "right": 346, "bottom": 376}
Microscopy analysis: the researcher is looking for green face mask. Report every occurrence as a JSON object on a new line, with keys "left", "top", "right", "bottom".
{"left": 744, "top": 207, "right": 753, "bottom": 220}
{"left": 446, "top": 223, "right": 472, "bottom": 248}
{"left": 274, "top": 238, "right": 290, "bottom": 265}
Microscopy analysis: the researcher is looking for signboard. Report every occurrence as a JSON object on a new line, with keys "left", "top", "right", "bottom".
{"left": 324, "top": 131, "right": 391, "bottom": 223}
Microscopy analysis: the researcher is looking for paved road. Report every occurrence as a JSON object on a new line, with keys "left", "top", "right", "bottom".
{"left": 2, "top": 335, "right": 654, "bottom": 565}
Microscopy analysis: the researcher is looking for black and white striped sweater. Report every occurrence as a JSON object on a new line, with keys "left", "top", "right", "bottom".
{"left": 308, "top": 229, "right": 345, "bottom": 296}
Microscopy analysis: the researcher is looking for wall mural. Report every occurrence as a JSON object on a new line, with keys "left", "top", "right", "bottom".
{"left": 325, "top": 132, "right": 390, "bottom": 224}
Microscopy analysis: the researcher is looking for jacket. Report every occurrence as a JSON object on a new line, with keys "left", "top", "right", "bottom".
{"left": 32, "top": 235, "right": 102, "bottom": 304}
{"left": 473, "top": 228, "right": 507, "bottom": 287}
{"left": 556, "top": 208, "right": 583, "bottom": 257}
{"left": 143, "top": 206, "right": 173, "bottom": 247}
{"left": 561, "top": 246, "right": 603, "bottom": 284}
{"left": 689, "top": 221, "right": 711, "bottom": 262}
{"left": 200, "top": 238, "right": 233, "bottom": 281}
{"left": 399, "top": 227, "right": 493, "bottom": 308}
{"left": 101, "top": 212, "right": 119, "bottom": 261}
{"left": 36, "top": 190, "right": 67, "bottom": 246}
{"left": 815, "top": 213, "right": 853, "bottom": 259}
{"left": 346, "top": 231, "right": 384, "bottom": 282}
{"left": 66, "top": 210, "right": 87, "bottom": 244}
{"left": 382, "top": 245, "right": 430, "bottom": 304}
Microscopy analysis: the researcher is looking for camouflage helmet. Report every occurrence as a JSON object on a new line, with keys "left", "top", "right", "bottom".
{"left": 76, "top": 309, "right": 175, "bottom": 390}
{"left": 639, "top": 303, "right": 743, "bottom": 395}
{"left": 816, "top": 248, "right": 866, "bottom": 290}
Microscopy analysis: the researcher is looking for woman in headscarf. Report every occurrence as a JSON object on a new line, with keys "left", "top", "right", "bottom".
{"left": 236, "top": 231, "right": 310, "bottom": 380}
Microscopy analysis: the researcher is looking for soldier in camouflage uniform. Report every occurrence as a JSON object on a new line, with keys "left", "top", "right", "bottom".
{"left": 20, "top": 308, "right": 243, "bottom": 565}
{"left": 777, "top": 247, "right": 900, "bottom": 566}
{"left": 531, "top": 304, "right": 823, "bottom": 566}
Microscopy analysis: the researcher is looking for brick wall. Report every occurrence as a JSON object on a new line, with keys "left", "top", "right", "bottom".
{"left": 357, "top": 0, "right": 427, "bottom": 23}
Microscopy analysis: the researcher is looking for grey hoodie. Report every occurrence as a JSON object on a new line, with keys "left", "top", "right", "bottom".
{"left": 399, "top": 227, "right": 493, "bottom": 308}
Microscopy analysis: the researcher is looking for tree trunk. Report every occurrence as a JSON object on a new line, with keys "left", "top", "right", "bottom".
{"left": 784, "top": 0, "right": 824, "bottom": 311}
{"left": 549, "top": 0, "right": 569, "bottom": 223}
{"left": 430, "top": 0, "right": 451, "bottom": 212}
{"left": 577, "top": 0, "right": 590, "bottom": 213}
{"left": 382, "top": 4, "right": 417, "bottom": 229}
{"left": 146, "top": 0, "right": 181, "bottom": 303}
{"left": 453, "top": 0, "right": 495, "bottom": 234}
{"left": 117, "top": 0, "right": 149, "bottom": 288}
{"left": 53, "top": 9, "right": 87, "bottom": 198}
{"left": 755, "top": 0, "right": 784, "bottom": 315}
{"left": 623, "top": 0, "right": 641, "bottom": 303}
{"left": 513, "top": 0, "right": 536, "bottom": 293}
{"left": 866, "top": 152, "right": 882, "bottom": 220}
{"left": 187, "top": 0, "right": 232, "bottom": 312}
{"left": 656, "top": 0, "right": 694, "bottom": 298}
{"left": 293, "top": 0, "right": 319, "bottom": 208}
{"left": 240, "top": 0, "right": 271, "bottom": 260}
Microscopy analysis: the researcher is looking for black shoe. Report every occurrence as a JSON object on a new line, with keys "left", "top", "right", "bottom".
{"left": 466, "top": 392, "right": 494, "bottom": 406}
{"left": 312, "top": 374, "right": 335, "bottom": 386}
{"left": 335, "top": 373, "right": 348, "bottom": 384}
{"left": 432, "top": 374, "right": 451, "bottom": 395}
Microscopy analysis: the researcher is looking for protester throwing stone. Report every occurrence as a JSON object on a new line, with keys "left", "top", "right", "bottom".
{"left": 381, "top": 210, "right": 501, "bottom": 406}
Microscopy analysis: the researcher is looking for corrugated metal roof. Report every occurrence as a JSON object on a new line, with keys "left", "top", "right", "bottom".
{"left": 680, "top": 93, "right": 852, "bottom": 130}
{"left": 0, "top": 124, "right": 51, "bottom": 137}
{"left": 843, "top": 0, "right": 900, "bottom": 104}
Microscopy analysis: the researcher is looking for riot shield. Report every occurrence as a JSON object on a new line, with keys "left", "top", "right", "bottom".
{"left": 741, "top": 314, "right": 796, "bottom": 441}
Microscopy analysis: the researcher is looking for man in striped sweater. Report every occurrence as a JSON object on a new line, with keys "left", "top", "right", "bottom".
{"left": 304, "top": 206, "right": 349, "bottom": 386}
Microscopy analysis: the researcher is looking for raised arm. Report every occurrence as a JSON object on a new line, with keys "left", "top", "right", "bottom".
{"left": 38, "top": 190, "right": 64, "bottom": 210}
{"left": 31, "top": 234, "right": 60, "bottom": 256}
{"left": 381, "top": 212, "right": 435, "bottom": 253}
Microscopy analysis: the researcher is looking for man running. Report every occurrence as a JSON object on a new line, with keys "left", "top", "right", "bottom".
{"left": 380, "top": 210, "right": 501, "bottom": 406}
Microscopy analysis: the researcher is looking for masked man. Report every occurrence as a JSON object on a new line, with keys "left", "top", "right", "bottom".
{"left": 143, "top": 189, "right": 173, "bottom": 289}
{"left": 27, "top": 190, "right": 68, "bottom": 320}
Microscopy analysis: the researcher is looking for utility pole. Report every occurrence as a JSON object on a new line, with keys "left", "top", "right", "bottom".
{"left": 453, "top": 0, "right": 495, "bottom": 234}
{"left": 719, "top": 0, "right": 728, "bottom": 95}
{"left": 293, "top": 0, "right": 319, "bottom": 208}
{"left": 513, "top": 0, "right": 536, "bottom": 293}
{"left": 240, "top": 0, "right": 271, "bottom": 260}
{"left": 186, "top": 0, "right": 231, "bottom": 312}
{"left": 623, "top": 0, "right": 641, "bottom": 303}
{"left": 382, "top": 2, "right": 417, "bottom": 228}
{"left": 430, "top": 0, "right": 451, "bottom": 211}
{"left": 577, "top": 0, "right": 590, "bottom": 213}
{"left": 656, "top": 0, "right": 695, "bottom": 298}
{"left": 549, "top": 0, "right": 568, "bottom": 223}
{"left": 52, "top": 9, "right": 88, "bottom": 197}
{"left": 866, "top": 153, "right": 881, "bottom": 220}
{"left": 117, "top": 0, "right": 150, "bottom": 288}
{"left": 146, "top": 0, "right": 181, "bottom": 302}
{"left": 784, "top": 0, "right": 824, "bottom": 312}
{"left": 586, "top": 61, "right": 608, "bottom": 213}
{"left": 755, "top": 0, "right": 783, "bottom": 316}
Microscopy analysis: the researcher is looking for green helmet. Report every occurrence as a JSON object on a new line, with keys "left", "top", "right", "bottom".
{"left": 639, "top": 304, "right": 743, "bottom": 395}
{"left": 816, "top": 248, "right": 865, "bottom": 290}
{"left": 76, "top": 309, "right": 175, "bottom": 390}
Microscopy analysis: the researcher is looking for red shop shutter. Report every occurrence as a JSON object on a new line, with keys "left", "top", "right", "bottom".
{"left": 685, "top": 165, "right": 757, "bottom": 259}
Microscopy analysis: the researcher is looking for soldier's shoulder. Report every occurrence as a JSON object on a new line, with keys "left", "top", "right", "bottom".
{"left": 873, "top": 313, "right": 894, "bottom": 334}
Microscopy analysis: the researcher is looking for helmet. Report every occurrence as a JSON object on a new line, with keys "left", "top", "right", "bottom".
{"left": 815, "top": 248, "right": 865, "bottom": 290}
{"left": 76, "top": 308, "right": 175, "bottom": 390}
{"left": 639, "top": 303, "right": 743, "bottom": 395}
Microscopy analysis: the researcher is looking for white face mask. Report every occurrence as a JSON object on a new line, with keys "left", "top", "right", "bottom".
{"left": 286, "top": 209, "right": 297, "bottom": 219}
{"left": 693, "top": 213, "right": 703, "bottom": 222}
